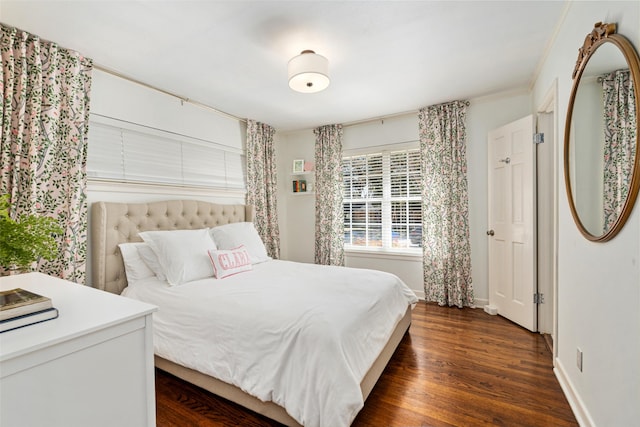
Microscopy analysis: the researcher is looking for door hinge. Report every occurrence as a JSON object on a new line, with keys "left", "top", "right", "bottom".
{"left": 534, "top": 292, "right": 545, "bottom": 304}
{"left": 533, "top": 133, "right": 544, "bottom": 144}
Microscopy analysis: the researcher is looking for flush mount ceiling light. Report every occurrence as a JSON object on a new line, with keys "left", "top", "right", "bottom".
{"left": 288, "top": 50, "right": 330, "bottom": 93}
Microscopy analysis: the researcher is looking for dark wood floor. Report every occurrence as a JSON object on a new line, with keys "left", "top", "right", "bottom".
{"left": 155, "top": 302, "right": 578, "bottom": 427}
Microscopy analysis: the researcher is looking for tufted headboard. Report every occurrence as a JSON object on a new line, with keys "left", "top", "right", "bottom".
{"left": 91, "top": 200, "right": 254, "bottom": 295}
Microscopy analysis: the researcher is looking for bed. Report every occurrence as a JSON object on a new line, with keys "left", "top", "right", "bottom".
{"left": 91, "top": 199, "right": 417, "bottom": 427}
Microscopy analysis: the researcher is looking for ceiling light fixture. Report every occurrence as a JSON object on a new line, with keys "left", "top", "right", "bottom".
{"left": 288, "top": 50, "right": 330, "bottom": 93}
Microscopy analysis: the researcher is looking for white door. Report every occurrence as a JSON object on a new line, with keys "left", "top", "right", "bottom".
{"left": 487, "top": 115, "right": 536, "bottom": 332}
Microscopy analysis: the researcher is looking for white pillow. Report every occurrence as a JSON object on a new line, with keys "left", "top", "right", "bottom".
{"left": 209, "top": 222, "right": 271, "bottom": 264}
{"left": 207, "top": 246, "right": 253, "bottom": 279}
{"left": 118, "top": 242, "right": 155, "bottom": 284}
{"left": 137, "top": 244, "right": 167, "bottom": 282}
{"left": 139, "top": 229, "right": 217, "bottom": 286}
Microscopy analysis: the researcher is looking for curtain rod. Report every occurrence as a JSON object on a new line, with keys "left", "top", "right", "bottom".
{"left": 343, "top": 110, "right": 419, "bottom": 128}
{"left": 343, "top": 100, "right": 471, "bottom": 128}
{"left": 93, "top": 63, "right": 246, "bottom": 124}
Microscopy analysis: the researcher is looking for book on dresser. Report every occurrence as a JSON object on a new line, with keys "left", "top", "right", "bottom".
{"left": 0, "top": 288, "right": 53, "bottom": 319}
{"left": 0, "top": 306, "right": 59, "bottom": 332}
{"left": 1, "top": 288, "right": 57, "bottom": 332}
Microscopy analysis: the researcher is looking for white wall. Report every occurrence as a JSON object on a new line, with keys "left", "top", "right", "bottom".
{"left": 532, "top": 2, "right": 640, "bottom": 426}
{"left": 275, "top": 129, "right": 316, "bottom": 263}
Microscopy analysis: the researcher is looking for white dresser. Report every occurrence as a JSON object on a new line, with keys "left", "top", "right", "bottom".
{"left": 0, "top": 272, "right": 157, "bottom": 427}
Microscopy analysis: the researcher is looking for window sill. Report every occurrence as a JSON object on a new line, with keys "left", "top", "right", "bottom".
{"left": 344, "top": 248, "right": 422, "bottom": 262}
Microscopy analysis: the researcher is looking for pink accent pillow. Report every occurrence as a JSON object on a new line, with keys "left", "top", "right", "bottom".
{"left": 207, "top": 246, "right": 253, "bottom": 279}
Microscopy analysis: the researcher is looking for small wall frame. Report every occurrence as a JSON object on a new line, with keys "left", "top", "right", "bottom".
{"left": 292, "top": 159, "right": 305, "bottom": 173}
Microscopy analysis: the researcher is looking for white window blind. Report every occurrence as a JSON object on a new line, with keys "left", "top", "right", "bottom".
{"left": 87, "top": 118, "right": 246, "bottom": 189}
{"left": 342, "top": 148, "right": 422, "bottom": 253}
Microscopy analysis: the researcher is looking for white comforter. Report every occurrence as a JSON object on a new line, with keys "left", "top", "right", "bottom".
{"left": 123, "top": 260, "right": 418, "bottom": 427}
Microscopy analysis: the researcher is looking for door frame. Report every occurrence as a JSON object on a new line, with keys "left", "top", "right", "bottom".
{"left": 536, "top": 80, "right": 559, "bottom": 360}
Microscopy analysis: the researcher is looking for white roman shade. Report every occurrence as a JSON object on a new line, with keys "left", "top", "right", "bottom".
{"left": 87, "top": 116, "right": 245, "bottom": 189}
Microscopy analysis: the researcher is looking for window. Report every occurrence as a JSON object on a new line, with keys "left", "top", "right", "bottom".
{"left": 342, "top": 148, "right": 422, "bottom": 253}
{"left": 87, "top": 117, "right": 246, "bottom": 189}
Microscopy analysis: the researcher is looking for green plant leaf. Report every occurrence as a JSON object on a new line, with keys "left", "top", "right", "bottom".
{"left": 0, "top": 194, "right": 63, "bottom": 271}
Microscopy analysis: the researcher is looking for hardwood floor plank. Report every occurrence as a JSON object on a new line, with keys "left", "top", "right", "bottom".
{"left": 156, "top": 302, "right": 577, "bottom": 426}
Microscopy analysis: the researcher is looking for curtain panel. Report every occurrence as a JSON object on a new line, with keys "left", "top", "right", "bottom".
{"left": 419, "top": 100, "right": 473, "bottom": 307}
{"left": 0, "top": 24, "right": 93, "bottom": 282}
{"left": 314, "top": 124, "right": 344, "bottom": 266}
{"left": 246, "top": 119, "right": 280, "bottom": 259}
{"left": 601, "top": 69, "right": 637, "bottom": 230}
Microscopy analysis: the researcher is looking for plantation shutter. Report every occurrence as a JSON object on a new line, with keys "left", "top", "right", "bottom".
{"left": 343, "top": 148, "right": 421, "bottom": 252}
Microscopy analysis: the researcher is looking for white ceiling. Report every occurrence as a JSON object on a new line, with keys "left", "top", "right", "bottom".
{"left": 2, "top": 1, "right": 568, "bottom": 131}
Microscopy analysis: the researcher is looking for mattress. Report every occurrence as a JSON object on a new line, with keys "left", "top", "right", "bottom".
{"left": 123, "top": 259, "right": 418, "bottom": 427}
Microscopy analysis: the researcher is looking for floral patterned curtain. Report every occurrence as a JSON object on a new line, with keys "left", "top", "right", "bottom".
{"left": 314, "top": 124, "right": 344, "bottom": 266}
{"left": 1, "top": 24, "right": 92, "bottom": 282}
{"left": 601, "top": 69, "right": 637, "bottom": 229}
{"left": 418, "top": 101, "right": 473, "bottom": 307}
{"left": 246, "top": 119, "right": 280, "bottom": 258}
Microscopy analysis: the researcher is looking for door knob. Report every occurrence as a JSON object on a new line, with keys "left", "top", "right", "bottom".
{"left": 486, "top": 229, "right": 495, "bottom": 236}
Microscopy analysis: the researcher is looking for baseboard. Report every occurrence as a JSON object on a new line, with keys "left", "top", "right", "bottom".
{"left": 554, "top": 358, "right": 594, "bottom": 427}
{"left": 473, "top": 298, "right": 489, "bottom": 308}
{"left": 415, "top": 292, "right": 486, "bottom": 309}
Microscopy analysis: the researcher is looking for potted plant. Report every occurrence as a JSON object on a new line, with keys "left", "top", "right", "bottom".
{"left": 0, "top": 194, "right": 62, "bottom": 274}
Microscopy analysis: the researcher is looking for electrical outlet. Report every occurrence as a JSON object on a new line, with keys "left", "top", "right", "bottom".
{"left": 576, "top": 348, "right": 583, "bottom": 372}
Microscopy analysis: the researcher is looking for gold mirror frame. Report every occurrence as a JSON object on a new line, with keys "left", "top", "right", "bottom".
{"left": 564, "top": 22, "right": 640, "bottom": 242}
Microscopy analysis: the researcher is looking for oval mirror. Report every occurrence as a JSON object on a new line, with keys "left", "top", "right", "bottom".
{"left": 564, "top": 22, "right": 640, "bottom": 241}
